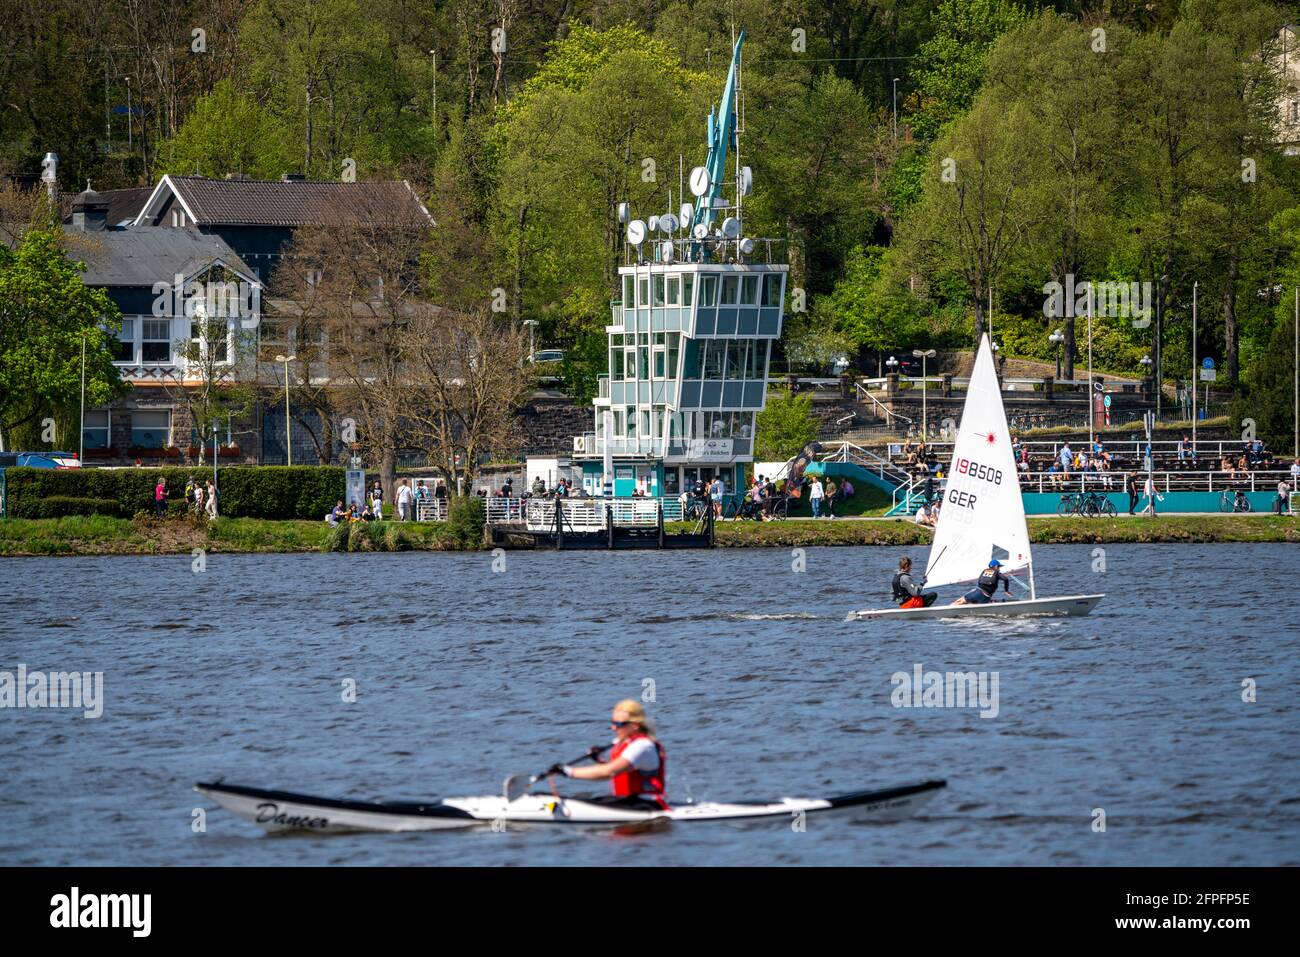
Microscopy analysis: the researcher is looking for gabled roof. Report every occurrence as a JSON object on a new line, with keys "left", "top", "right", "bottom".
{"left": 62, "top": 225, "right": 259, "bottom": 288}
{"left": 61, "top": 187, "right": 152, "bottom": 228}
{"left": 134, "top": 175, "right": 434, "bottom": 228}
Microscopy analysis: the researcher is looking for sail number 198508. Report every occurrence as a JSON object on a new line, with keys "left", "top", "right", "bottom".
{"left": 953, "top": 458, "right": 1003, "bottom": 485}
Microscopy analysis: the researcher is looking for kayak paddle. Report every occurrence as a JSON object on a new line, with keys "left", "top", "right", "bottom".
{"left": 503, "top": 745, "right": 608, "bottom": 802}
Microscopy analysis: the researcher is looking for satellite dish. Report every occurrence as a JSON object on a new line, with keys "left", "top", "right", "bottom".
{"left": 739, "top": 166, "right": 753, "bottom": 196}
{"left": 680, "top": 202, "right": 693, "bottom": 223}
{"left": 689, "top": 166, "right": 710, "bottom": 197}
{"left": 658, "top": 212, "right": 678, "bottom": 233}
{"left": 617, "top": 202, "right": 630, "bottom": 224}
{"left": 660, "top": 240, "right": 674, "bottom": 262}
{"left": 720, "top": 216, "right": 741, "bottom": 239}
{"left": 693, "top": 223, "right": 709, "bottom": 240}
{"left": 739, "top": 237, "right": 755, "bottom": 254}
{"left": 648, "top": 215, "right": 659, "bottom": 231}
{"left": 626, "top": 220, "right": 646, "bottom": 245}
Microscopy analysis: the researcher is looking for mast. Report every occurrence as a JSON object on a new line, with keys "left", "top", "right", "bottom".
{"left": 690, "top": 31, "right": 745, "bottom": 236}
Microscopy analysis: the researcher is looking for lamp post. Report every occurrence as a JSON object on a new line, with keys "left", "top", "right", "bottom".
{"left": 523, "top": 319, "right": 538, "bottom": 361}
{"left": 1050, "top": 328, "right": 1065, "bottom": 379}
{"left": 913, "top": 349, "right": 937, "bottom": 438}
{"left": 885, "top": 355, "right": 899, "bottom": 374}
{"left": 275, "top": 354, "right": 296, "bottom": 466}
{"left": 892, "top": 77, "right": 899, "bottom": 141}
{"left": 1191, "top": 280, "right": 1198, "bottom": 454}
{"left": 1087, "top": 284, "right": 1095, "bottom": 451}
{"left": 78, "top": 333, "right": 87, "bottom": 464}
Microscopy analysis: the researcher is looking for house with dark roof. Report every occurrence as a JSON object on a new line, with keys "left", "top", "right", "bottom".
{"left": 131, "top": 173, "right": 434, "bottom": 281}
{"left": 64, "top": 188, "right": 263, "bottom": 462}
{"left": 32, "top": 173, "right": 437, "bottom": 466}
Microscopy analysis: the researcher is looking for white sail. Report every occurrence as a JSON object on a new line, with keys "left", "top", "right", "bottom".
{"left": 924, "top": 335, "right": 1031, "bottom": 589}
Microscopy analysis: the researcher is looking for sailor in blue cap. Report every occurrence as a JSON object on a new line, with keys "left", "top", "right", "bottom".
{"left": 952, "top": 559, "right": 1013, "bottom": 606}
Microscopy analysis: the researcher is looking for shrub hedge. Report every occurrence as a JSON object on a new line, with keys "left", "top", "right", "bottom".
{"left": 3, "top": 466, "right": 344, "bottom": 520}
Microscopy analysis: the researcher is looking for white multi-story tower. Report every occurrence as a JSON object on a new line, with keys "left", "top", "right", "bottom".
{"left": 574, "top": 31, "right": 788, "bottom": 498}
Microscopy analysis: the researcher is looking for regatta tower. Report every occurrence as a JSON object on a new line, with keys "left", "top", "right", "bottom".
{"left": 574, "top": 32, "right": 787, "bottom": 498}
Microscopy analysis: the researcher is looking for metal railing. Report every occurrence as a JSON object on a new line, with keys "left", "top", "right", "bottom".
{"left": 855, "top": 382, "right": 912, "bottom": 430}
{"left": 1018, "top": 468, "right": 1291, "bottom": 494}
{"left": 483, "top": 496, "right": 686, "bottom": 530}
{"left": 415, "top": 499, "right": 448, "bottom": 522}
{"left": 622, "top": 236, "right": 788, "bottom": 267}
{"left": 820, "top": 440, "right": 911, "bottom": 487}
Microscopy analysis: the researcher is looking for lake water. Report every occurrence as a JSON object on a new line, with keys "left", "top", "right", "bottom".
{"left": 1, "top": 544, "right": 1297, "bottom": 866}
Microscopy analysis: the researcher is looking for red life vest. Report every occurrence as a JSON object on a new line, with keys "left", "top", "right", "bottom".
{"left": 609, "top": 733, "right": 668, "bottom": 809}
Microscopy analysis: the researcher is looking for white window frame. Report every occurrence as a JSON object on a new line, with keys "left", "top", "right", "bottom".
{"left": 141, "top": 318, "right": 173, "bottom": 364}
{"left": 131, "top": 409, "right": 172, "bottom": 449}
{"left": 82, "top": 409, "right": 111, "bottom": 449}
{"left": 110, "top": 316, "right": 138, "bottom": 365}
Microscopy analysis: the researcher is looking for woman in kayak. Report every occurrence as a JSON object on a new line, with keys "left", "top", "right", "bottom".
{"left": 556, "top": 700, "right": 668, "bottom": 809}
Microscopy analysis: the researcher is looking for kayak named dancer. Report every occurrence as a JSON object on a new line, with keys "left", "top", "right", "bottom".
{"left": 951, "top": 559, "right": 1013, "bottom": 605}
{"left": 891, "top": 557, "right": 938, "bottom": 608}
{"left": 553, "top": 700, "right": 669, "bottom": 810}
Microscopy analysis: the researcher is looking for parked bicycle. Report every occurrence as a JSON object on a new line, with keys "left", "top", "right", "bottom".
{"left": 1057, "top": 490, "right": 1116, "bottom": 517}
{"left": 1219, "top": 490, "right": 1252, "bottom": 513}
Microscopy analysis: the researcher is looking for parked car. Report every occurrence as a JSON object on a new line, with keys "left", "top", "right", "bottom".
{"left": 529, "top": 348, "right": 565, "bottom": 384}
{"left": 0, "top": 451, "right": 81, "bottom": 469}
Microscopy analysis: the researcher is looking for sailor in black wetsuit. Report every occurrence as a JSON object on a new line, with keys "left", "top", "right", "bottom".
{"left": 891, "top": 557, "right": 938, "bottom": 608}
{"left": 952, "top": 559, "right": 1013, "bottom": 605}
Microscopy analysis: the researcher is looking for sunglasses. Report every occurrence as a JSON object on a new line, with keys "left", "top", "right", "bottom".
{"left": 610, "top": 720, "right": 632, "bottom": 728}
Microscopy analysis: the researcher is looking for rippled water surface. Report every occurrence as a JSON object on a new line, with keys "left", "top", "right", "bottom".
{"left": 1, "top": 544, "right": 1297, "bottom": 866}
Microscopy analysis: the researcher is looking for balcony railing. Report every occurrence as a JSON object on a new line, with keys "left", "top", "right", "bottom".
{"left": 622, "top": 237, "right": 788, "bottom": 267}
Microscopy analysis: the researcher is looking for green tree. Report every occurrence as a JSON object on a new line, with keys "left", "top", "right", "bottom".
{"left": 912, "top": 0, "right": 1030, "bottom": 140}
{"left": 163, "top": 80, "right": 297, "bottom": 179}
{"left": 0, "top": 229, "right": 127, "bottom": 450}
{"left": 755, "top": 388, "right": 818, "bottom": 460}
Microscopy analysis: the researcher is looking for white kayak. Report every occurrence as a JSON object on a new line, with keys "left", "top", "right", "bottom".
{"left": 194, "top": 779, "right": 946, "bottom": 833}
{"left": 848, "top": 594, "right": 1104, "bottom": 621}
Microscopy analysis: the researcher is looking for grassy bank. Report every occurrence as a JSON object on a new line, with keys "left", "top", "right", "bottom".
{"left": 0, "top": 515, "right": 472, "bottom": 556}
{"left": 700, "top": 514, "right": 1300, "bottom": 547}
{"left": 1, "top": 513, "right": 1295, "bottom": 556}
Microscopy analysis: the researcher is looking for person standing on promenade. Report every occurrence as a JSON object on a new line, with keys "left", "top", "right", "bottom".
{"left": 154, "top": 477, "right": 167, "bottom": 518}
{"left": 396, "top": 479, "right": 413, "bottom": 521}
{"left": 809, "top": 476, "right": 824, "bottom": 518}
{"left": 1124, "top": 471, "right": 1139, "bottom": 515}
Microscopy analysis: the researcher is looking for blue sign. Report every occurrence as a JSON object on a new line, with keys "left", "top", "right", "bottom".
{"left": 1203, "top": 357, "right": 1214, "bottom": 369}
{"left": 1103, "top": 394, "right": 1112, "bottom": 408}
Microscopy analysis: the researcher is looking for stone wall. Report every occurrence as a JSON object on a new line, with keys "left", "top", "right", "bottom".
{"left": 517, "top": 397, "right": 592, "bottom": 456}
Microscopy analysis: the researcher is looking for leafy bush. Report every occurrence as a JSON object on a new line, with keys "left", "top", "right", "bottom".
{"left": 3, "top": 466, "right": 344, "bottom": 519}
{"left": 446, "top": 496, "right": 485, "bottom": 547}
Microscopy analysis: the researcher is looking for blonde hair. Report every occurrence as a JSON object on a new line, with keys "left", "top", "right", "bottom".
{"left": 614, "top": 699, "right": 655, "bottom": 737}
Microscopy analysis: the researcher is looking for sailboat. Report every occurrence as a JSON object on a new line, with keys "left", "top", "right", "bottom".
{"left": 849, "top": 335, "right": 1104, "bottom": 620}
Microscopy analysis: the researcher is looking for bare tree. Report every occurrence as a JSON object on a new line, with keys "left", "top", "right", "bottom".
{"left": 402, "top": 304, "right": 533, "bottom": 491}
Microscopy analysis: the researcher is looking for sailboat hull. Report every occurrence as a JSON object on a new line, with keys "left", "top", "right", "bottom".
{"left": 848, "top": 594, "right": 1105, "bottom": 621}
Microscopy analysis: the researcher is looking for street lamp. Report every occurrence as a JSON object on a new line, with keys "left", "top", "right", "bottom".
{"left": 913, "top": 348, "right": 937, "bottom": 438}
{"left": 523, "top": 319, "right": 538, "bottom": 361}
{"left": 1049, "top": 328, "right": 1065, "bottom": 379}
{"left": 892, "top": 77, "right": 899, "bottom": 141}
{"left": 275, "top": 354, "right": 296, "bottom": 466}
{"left": 885, "top": 355, "right": 899, "bottom": 374}
{"left": 78, "top": 332, "right": 87, "bottom": 464}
